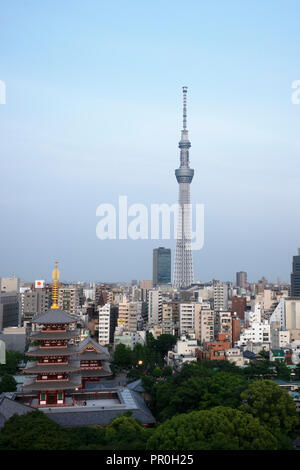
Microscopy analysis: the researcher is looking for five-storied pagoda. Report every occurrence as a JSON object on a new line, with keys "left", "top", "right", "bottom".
{"left": 173, "top": 87, "right": 194, "bottom": 288}
{"left": 23, "top": 262, "right": 111, "bottom": 407}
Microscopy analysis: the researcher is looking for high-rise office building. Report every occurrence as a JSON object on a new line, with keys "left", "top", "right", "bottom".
{"left": 173, "top": 87, "right": 194, "bottom": 289}
{"left": 0, "top": 292, "right": 19, "bottom": 330}
{"left": 291, "top": 249, "right": 300, "bottom": 297}
{"left": 22, "top": 289, "right": 52, "bottom": 322}
{"left": 236, "top": 271, "right": 247, "bottom": 289}
{"left": 58, "top": 286, "right": 79, "bottom": 315}
{"left": 153, "top": 247, "right": 171, "bottom": 287}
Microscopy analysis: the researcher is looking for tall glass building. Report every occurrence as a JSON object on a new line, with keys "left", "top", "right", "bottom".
{"left": 291, "top": 249, "right": 300, "bottom": 297}
{"left": 153, "top": 247, "right": 171, "bottom": 287}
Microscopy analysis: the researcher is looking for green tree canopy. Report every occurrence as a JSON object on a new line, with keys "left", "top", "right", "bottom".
{"left": 104, "top": 415, "right": 152, "bottom": 450}
{"left": 147, "top": 406, "right": 278, "bottom": 450}
{"left": 152, "top": 367, "right": 162, "bottom": 378}
{"left": 239, "top": 379, "right": 298, "bottom": 437}
{"left": 242, "top": 360, "right": 276, "bottom": 380}
{"left": 113, "top": 343, "right": 133, "bottom": 368}
{"left": 0, "top": 374, "right": 17, "bottom": 393}
{"left": 149, "top": 362, "right": 248, "bottom": 420}
{"left": 155, "top": 334, "right": 177, "bottom": 359}
{"left": 0, "top": 350, "right": 23, "bottom": 376}
{"left": 0, "top": 410, "right": 73, "bottom": 450}
{"left": 275, "top": 362, "right": 291, "bottom": 382}
{"left": 0, "top": 411, "right": 151, "bottom": 450}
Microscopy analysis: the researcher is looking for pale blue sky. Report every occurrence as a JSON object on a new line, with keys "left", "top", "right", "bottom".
{"left": 0, "top": 0, "right": 300, "bottom": 283}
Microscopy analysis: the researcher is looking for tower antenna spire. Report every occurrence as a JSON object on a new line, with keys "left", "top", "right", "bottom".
{"left": 182, "top": 86, "right": 188, "bottom": 130}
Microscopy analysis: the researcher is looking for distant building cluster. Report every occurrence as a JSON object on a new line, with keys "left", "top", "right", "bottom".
{"left": 2, "top": 251, "right": 300, "bottom": 371}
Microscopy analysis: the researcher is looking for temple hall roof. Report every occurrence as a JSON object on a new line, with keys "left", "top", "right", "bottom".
{"left": 76, "top": 337, "right": 110, "bottom": 357}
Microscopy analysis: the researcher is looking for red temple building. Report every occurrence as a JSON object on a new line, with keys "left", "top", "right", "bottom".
{"left": 23, "top": 309, "right": 82, "bottom": 406}
{"left": 22, "top": 262, "right": 112, "bottom": 407}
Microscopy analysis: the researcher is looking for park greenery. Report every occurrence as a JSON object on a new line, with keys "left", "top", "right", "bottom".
{"left": 113, "top": 333, "right": 177, "bottom": 378}
{"left": 0, "top": 350, "right": 23, "bottom": 393}
{"left": 0, "top": 337, "right": 300, "bottom": 450}
{"left": 0, "top": 373, "right": 298, "bottom": 450}
{"left": 0, "top": 411, "right": 152, "bottom": 450}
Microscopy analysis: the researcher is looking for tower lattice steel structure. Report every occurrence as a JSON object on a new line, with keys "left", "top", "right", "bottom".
{"left": 173, "top": 87, "right": 194, "bottom": 288}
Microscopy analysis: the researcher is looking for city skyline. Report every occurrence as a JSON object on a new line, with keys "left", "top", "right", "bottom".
{"left": 1, "top": 1, "right": 300, "bottom": 283}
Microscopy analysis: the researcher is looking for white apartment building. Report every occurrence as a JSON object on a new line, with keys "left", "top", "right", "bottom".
{"left": 83, "top": 288, "right": 95, "bottom": 302}
{"left": 148, "top": 290, "right": 162, "bottom": 325}
{"left": 98, "top": 303, "right": 111, "bottom": 345}
{"left": 167, "top": 335, "right": 198, "bottom": 367}
{"left": 195, "top": 308, "right": 214, "bottom": 344}
{"left": 269, "top": 298, "right": 286, "bottom": 329}
{"left": 290, "top": 340, "right": 300, "bottom": 364}
{"left": 245, "top": 304, "right": 262, "bottom": 325}
{"left": 179, "top": 303, "right": 198, "bottom": 336}
{"left": 237, "top": 321, "right": 270, "bottom": 347}
{"left": 213, "top": 282, "right": 228, "bottom": 311}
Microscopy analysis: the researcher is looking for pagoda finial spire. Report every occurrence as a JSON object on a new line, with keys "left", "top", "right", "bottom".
{"left": 51, "top": 261, "right": 60, "bottom": 309}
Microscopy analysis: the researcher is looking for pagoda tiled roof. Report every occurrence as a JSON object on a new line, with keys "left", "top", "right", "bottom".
{"left": 29, "top": 330, "right": 80, "bottom": 340}
{"left": 31, "top": 309, "right": 80, "bottom": 324}
{"left": 22, "top": 374, "right": 82, "bottom": 391}
{"left": 24, "top": 360, "right": 81, "bottom": 374}
{"left": 26, "top": 345, "right": 79, "bottom": 357}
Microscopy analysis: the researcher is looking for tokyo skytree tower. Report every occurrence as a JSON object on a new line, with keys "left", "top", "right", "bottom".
{"left": 173, "top": 87, "right": 194, "bottom": 288}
